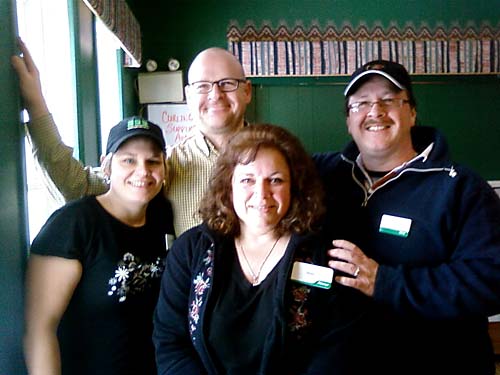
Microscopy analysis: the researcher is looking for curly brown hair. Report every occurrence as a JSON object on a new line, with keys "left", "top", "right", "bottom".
{"left": 199, "top": 124, "right": 325, "bottom": 237}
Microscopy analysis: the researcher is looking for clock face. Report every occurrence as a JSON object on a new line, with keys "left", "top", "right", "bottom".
{"left": 146, "top": 59, "right": 158, "bottom": 72}
{"left": 168, "top": 58, "right": 180, "bottom": 71}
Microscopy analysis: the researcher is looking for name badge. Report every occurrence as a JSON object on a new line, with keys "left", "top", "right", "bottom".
{"left": 290, "top": 261, "right": 333, "bottom": 289}
{"left": 165, "top": 234, "right": 175, "bottom": 250}
{"left": 379, "top": 214, "right": 412, "bottom": 237}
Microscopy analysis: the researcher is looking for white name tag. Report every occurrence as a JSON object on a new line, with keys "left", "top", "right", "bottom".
{"left": 379, "top": 214, "right": 412, "bottom": 238}
{"left": 165, "top": 234, "right": 175, "bottom": 250}
{"left": 290, "top": 261, "right": 333, "bottom": 289}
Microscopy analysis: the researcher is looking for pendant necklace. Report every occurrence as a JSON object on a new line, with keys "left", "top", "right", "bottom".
{"left": 238, "top": 235, "right": 282, "bottom": 286}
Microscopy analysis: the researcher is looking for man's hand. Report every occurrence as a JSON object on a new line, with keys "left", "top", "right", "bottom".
{"left": 328, "top": 239, "right": 379, "bottom": 297}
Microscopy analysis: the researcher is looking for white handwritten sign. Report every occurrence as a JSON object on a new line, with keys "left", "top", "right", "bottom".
{"left": 147, "top": 104, "right": 196, "bottom": 146}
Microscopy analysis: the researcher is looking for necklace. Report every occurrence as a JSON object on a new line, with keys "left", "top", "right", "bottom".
{"left": 238, "top": 235, "right": 281, "bottom": 286}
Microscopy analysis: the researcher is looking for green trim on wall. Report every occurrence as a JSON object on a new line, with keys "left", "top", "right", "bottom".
{"left": 0, "top": 0, "right": 29, "bottom": 373}
{"left": 71, "top": 1, "right": 100, "bottom": 166}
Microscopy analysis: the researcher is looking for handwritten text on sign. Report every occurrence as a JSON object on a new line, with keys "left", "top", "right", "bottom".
{"left": 147, "top": 104, "right": 196, "bottom": 146}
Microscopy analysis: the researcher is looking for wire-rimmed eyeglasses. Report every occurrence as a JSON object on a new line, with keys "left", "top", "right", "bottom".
{"left": 348, "top": 98, "right": 410, "bottom": 114}
{"left": 189, "top": 78, "right": 247, "bottom": 94}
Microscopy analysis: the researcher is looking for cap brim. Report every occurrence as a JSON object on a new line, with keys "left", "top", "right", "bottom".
{"left": 344, "top": 70, "right": 405, "bottom": 96}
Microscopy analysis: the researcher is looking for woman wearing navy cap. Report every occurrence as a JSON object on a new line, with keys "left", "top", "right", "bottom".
{"left": 24, "top": 117, "right": 174, "bottom": 375}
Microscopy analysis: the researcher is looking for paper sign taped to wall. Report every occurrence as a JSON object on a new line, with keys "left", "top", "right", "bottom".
{"left": 147, "top": 104, "right": 196, "bottom": 146}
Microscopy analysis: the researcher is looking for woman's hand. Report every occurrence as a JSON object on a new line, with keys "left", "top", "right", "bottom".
{"left": 328, "top": 239, "right": 379, "bottom": 297}
{"left": 11, "top": 38, "right": 49, "bottom": 119}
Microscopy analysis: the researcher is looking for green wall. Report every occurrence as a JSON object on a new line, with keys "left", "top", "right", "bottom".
{"left": 133, "top": 0, "right": 500, "bottom": 67}
{"left": 246, "top": 76, "right": 500, "bottom": 179}
{"left": 0, "top": 0, "right": 28, "bottom": 373}
{"left": 131, "top": 0, "right": 500, "bottom": 180}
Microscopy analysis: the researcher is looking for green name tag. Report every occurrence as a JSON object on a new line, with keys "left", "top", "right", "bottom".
{"left": 379, "top": 214, "right": 412, "bottom": 238}
{"left": 290, "top": 261, "right": 333, "bottom": 289}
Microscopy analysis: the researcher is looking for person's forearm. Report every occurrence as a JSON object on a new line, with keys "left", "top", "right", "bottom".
{"left": 24, "top": 332, "right": 61, "bottom": 375}
{"left": 26, "top": 114, "right": 108, "bottom": 201}
{"left": 25, "top": 94, "right": 50, "bottom": 121}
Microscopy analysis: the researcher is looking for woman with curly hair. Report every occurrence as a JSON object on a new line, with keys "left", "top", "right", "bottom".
{"left": 153, "top": 124, "right": 360, "bottom": 375}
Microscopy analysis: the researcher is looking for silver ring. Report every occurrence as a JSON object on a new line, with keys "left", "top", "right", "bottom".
{"left": 353, "top": 266, "right": 360, "bottom": 277}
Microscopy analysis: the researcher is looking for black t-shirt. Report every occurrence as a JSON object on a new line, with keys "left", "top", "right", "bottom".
{"left": 30, "top": 195, "right": 174, "bottom": 375}
{"left": 207, "top": 244, "right": 281, "bottom": 374}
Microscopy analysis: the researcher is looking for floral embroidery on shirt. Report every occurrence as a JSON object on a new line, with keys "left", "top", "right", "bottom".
{"left": 288, "top": 246, "right": 313, "bottom": 341}
{"left": 108, "top": 252, "right": 165, "bottom": 302}
{"left": 289, "top": 284, "right": 312, "bottom": 337}
{"left": 189, "top": 246, "right": 214, "bottom": 339}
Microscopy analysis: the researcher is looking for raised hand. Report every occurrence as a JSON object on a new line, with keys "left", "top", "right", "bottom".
{"left": 11, "top": 38, "right": 49, "bottom": 119}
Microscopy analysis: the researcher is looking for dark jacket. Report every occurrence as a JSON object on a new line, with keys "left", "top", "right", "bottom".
{"left": 153, "top": 223, "right": 363, "bottom": 375}
{"left": 314, "top": 126, "right": 500, "bottom": 374}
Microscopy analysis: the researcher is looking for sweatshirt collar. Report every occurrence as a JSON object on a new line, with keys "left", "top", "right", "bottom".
{"left": 355, "top": 142, "right": 434, "bottom": 189}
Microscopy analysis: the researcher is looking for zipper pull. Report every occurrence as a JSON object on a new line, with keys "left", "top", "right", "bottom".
{"left": 448, "top": 166, "right": 457, "bottom": 178}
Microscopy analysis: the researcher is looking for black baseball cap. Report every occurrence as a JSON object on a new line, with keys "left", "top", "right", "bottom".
{"left": 344, "top": 60, "right": 413, "bottom": 99}
{"left": 106, "top": 117, "right": 166, "bottom": 154}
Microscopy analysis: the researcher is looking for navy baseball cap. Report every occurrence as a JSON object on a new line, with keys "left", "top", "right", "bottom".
{"left": 106, "top": 117, "right": 166, "bottom": 154}
{"left": 344, "top": 60, "right": 413, "bottom": 99}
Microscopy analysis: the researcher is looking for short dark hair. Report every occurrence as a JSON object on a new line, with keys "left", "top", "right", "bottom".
{"left": 199, "top": 124, "right": 325, "bottom": 237}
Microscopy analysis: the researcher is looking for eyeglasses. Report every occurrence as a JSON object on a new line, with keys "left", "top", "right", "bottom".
{"left": 189, "top": 78, "right": 247, "bottom": 94}
{"left": 348, "top": 98, "right": 410, "bottom": 114}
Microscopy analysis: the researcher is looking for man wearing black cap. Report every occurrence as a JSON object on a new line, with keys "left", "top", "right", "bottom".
{"left": 315, "top": 60, "right": 500, "bottom": 374}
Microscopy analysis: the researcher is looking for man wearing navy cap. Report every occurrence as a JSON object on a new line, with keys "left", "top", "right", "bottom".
{"left": 315, "top": 60, "right": 500, "bottom": 374}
